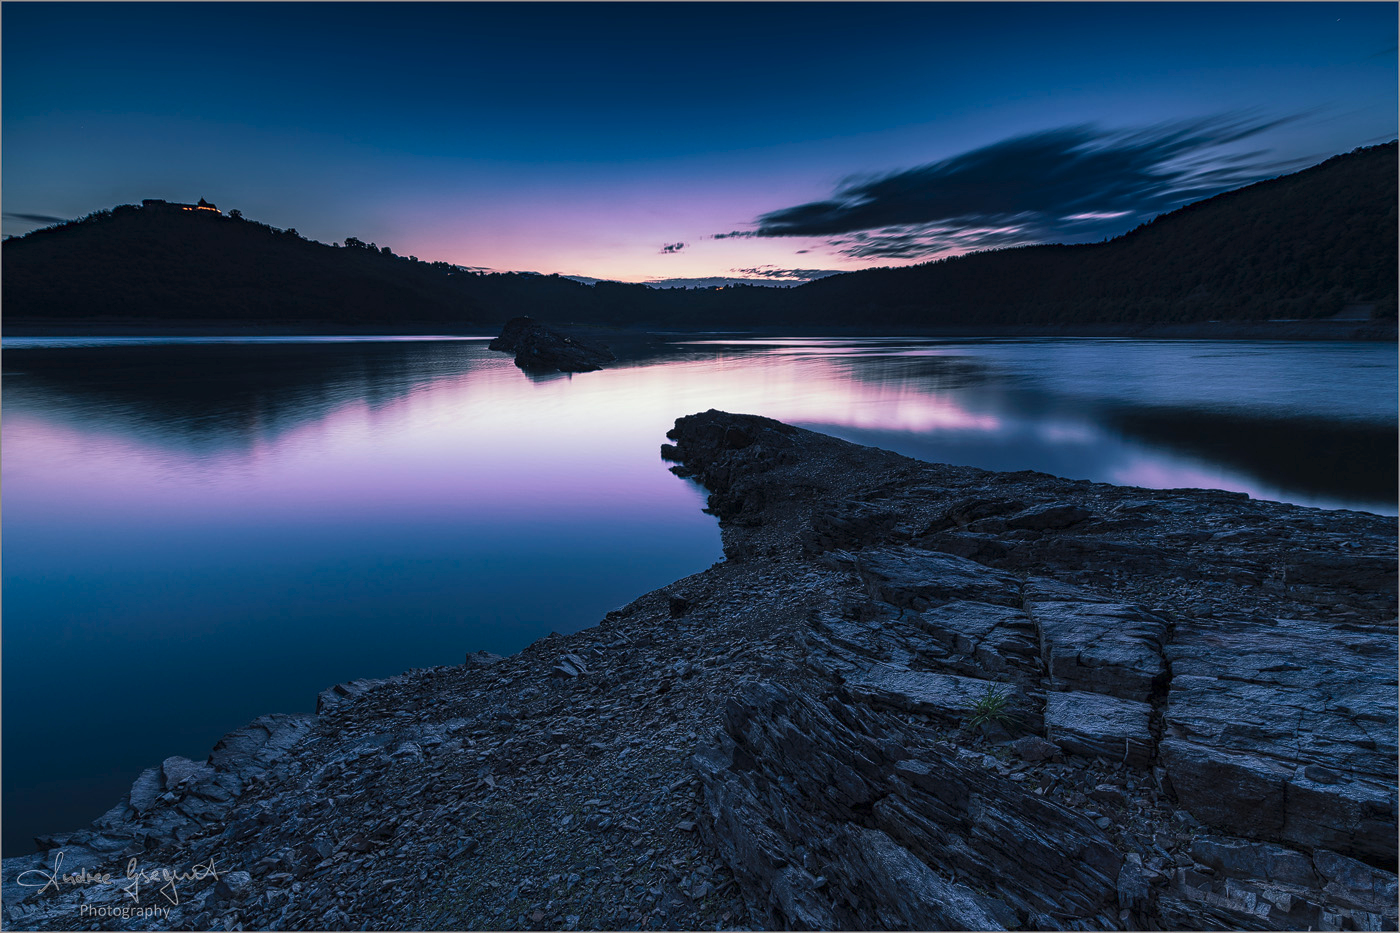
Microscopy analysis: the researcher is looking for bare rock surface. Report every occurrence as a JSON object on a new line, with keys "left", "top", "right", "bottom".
{"left": 4, "top": 408, "right": 1395, "bottom": 931}
{"left": 488, "top": 316, "right": 616, "bottom": 373}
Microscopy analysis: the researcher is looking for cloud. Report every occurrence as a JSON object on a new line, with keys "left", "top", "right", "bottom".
{"left": 660, "top": 242, "right": 687, "bottom": 254}
{"left": 3, "top": 211, "right": 69, "bottom": 226}
{"left": 730, "top": 265, "right": 843, "bottom": 281}
{"left": 717, "top": 113, "right": 1306, "bottom": 260}
{"left": 644, "top": 266, "right": 843, "bottom": 289}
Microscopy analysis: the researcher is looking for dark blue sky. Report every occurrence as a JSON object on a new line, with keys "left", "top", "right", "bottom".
{"left": 4, "top": 3, "right": 1395, "bottom": 281}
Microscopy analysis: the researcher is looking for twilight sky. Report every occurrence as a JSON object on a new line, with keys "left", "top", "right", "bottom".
{"left": 3, "top": 2, "right": 1396, "bottom": 284}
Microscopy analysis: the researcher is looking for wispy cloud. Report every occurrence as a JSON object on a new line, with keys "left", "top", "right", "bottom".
{"left": 730, "top": 265, "right": 842, "bottom": 281}
{"left": 3, "top": 211, "right": 69, "bottom": 226}
{"left": 716, "top": 113, "right": 1307, "bottom": 260}
{"left": 660, "top": 242, "right": 687, "bottom": 254}
{"left": 644, "top": 266, "right": 842, "bottom": 289}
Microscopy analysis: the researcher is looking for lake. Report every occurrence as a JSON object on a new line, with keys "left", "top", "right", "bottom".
{"left": 2, "top": 335, "right": 1395, "bottom": 856}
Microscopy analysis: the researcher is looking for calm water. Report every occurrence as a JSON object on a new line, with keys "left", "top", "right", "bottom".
{"left": 3, "top": 335, "right": 1395, "bottom": 855}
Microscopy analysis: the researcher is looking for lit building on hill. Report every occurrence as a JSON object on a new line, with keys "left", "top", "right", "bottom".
{"left": 142, "top": 197, "right": 220, "bottom": 214}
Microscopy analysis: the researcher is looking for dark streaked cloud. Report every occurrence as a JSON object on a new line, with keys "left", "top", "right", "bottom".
{"left": 643, "top": 270, "right": 839, "bottom": 289}
{"left": 660, "top": 242, "right": 687, "bottom": 254}
{"left": 716, "top": 114, "right": 1308, "bottom": 260}
{"left": 4, "top": 211, "right": 69, "bottom": 226}
{"left": 730, "top": 266, "right": 842, "bottom": 281}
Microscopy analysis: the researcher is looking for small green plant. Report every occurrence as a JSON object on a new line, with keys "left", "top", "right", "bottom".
{"left": 965, "top": 685, "right": 1019, "bottom": 732}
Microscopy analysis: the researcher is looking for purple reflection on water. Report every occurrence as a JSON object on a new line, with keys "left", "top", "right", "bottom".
{"left": 2, "top": 335, "right": 1395, "bottom": 855}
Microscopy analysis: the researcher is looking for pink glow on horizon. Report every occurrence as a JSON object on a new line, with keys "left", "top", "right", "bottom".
{"left": 369, "top": 170, "right": 889, "bottom": 282}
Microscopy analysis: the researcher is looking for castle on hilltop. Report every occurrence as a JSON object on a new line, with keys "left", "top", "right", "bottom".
{"left": 142, "top": 197, "right": 220, "bottom": 214}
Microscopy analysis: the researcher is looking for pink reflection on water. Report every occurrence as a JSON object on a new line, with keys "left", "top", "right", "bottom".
{"left": 1106, "top": 454, "right": 1357, "bottom": 512}
{"left": 6, "top": 347, "right": 1004, "bottom": 505}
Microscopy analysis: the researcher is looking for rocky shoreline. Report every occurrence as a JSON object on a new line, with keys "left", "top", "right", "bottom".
{"left": 4, "top": 410, "right": 1396, "bottom": 931}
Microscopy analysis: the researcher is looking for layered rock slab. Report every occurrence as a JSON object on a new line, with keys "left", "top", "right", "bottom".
{"left": 1027, "top": 600, "right": 1169, "bottom": 702}
{"left": 1162, "top": 614, "right": 1398, "bottom": 864}
{"left": 691, "top": 681, "right": 1124, "bottom": 931}
{"left": 666, "top": 409, "right": 1398, "bottom": 930}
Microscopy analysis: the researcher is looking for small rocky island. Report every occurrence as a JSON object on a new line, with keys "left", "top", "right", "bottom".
{"left": 488, "top": 317, "right": 616, "bottom": 373}
{"left": 4, "top": 411, "right": 1395, "bottom": 931}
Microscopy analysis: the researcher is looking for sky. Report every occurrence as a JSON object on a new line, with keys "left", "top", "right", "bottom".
{"left": 3, "top": 2, "right": 1396, "bottom": 285}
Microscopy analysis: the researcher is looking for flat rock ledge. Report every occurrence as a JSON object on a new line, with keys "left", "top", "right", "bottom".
{"left": 488, "top": 316, "right": 616, "bottom": 373}
{"left": 5, "top": 409, "right": 1396, "bottom": 931}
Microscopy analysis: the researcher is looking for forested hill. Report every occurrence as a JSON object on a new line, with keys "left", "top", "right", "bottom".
{"left": 2, "top": 142, "right": 1395, "bottom": 331}
{"left": 788, "top": 141, "right": 1397, "bottom": 326}
{"left": 2, "top": 206, "right": 497, "bottom": 327}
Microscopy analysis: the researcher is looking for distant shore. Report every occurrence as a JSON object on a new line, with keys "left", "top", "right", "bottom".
{"left": 4, "top": 316, "right": 1396, "bottom": 342}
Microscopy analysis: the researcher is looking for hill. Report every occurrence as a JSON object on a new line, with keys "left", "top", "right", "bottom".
{"left": 3, "top": 142, "right": 1395, "bottom": 331}
{"left": 2, "top": 207, "right": 499, "bottom": 328}
{"left": 789, "top": 141, "right": 1398, "bottom": 326}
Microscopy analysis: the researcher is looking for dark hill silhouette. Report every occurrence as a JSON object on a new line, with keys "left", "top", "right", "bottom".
{"left": 3, "top": 142, "right": 1394, "bottom": 331}
{"left": 2, "top": 207, "right": 492, "bottom": 327}
{"left": 788, "top": 141, "right": 1397, "bottom": 327}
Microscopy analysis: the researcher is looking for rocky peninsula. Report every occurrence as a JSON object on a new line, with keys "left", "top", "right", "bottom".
{"left": 3, "top": 411, "right": 1396, "bottom": 931}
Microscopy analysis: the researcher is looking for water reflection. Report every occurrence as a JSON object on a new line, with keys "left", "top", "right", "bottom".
{"left": 3, "top": 340, "right": 494, "bottom": 457}
{"left": 1106, "top": 406, "right": 1397, "bottom": 506}
{"left": 2, "top": 335, "right": 1395, "bottom": 856}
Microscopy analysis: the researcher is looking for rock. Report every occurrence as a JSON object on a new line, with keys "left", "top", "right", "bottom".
{"left": 694, "top": 680, "right": 1124, "bottom": 930}
{"left": 1117, "top": 853, "right": 1151, "bottom": 913}
{"left": 930, "top": 497, "right": 1028, "bottom": 531}
{"left": 551, "top": 653, "right": 590, "bottom": 678}
{"left": 1045, "top": 690, "right": 1155, "bottom": 767}
{"left": 208, "top": 714, "right": 316, "bottom": 774}
{"left": 852, "top": 546, "right": 1024, "bottom": 610}
{"left": 1027, "top": 600, "right": 1168, "bottom": 702}
{"left": 316, "top": 674, "right": 408, "bottom": 714}
{"left": 1162, "top": 614, "right": 1397, "bottom": 862}
{"left": 805, "top": 500, "right": 900, "bottom": 553}
{"left": 1091, "top": 784, "right": 1129, "bottom": 808}
{"left": 1189, "top": 836, "right": 1320, "bottom": 889}
{"left": 907, "top": 601, "right": 1042, "bottom": 679}
{"left": 163, "top": 755, "right": 215, "bottom": 791}
{"left": 1303, "top": 764, "right": 1341, "bottom": 784}
{"left": 127, "top": 766, "right": 163, "bottom": 814}
{"left": 1006, "top": 503, "right": 1095, "bottom": 530}
{"left": 1312, "top": 848, "right": 1400, "bottom": 915}
{"left": 915, "top": 530, "right": 1011, "bottom": 562}
{"left": 211, "top": 870, "right": 253, "bottom": 904}
{"left": 844, "top": 664, "right": 1041, "bottom": 733}
{"left": 836, "top": 826, "right": 1012, "bottom": 931}
{"left": 1009, "top": 736, "right": 1060, "bottom": 762}
{"left": 487, "top": 317, "right": 615, "bottom": 373}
